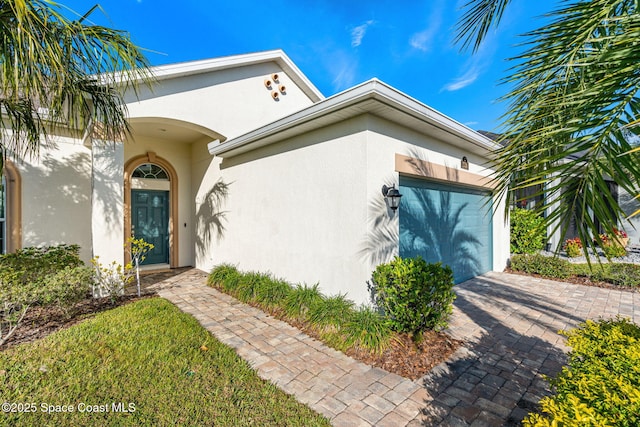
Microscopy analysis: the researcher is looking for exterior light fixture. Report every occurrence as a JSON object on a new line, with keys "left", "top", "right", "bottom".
{"left": 461, "top": 156, "right": 469, "bottom": 170}
{"left": 382, "top": 184, "right": 402, "bottom": 211}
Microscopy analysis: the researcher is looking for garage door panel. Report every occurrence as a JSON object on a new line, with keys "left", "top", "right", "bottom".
{"left": 399, "top": 177, "right": 492, "bottom": 283}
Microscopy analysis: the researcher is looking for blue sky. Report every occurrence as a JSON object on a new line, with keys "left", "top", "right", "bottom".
{"left": 61, "top": 0, "right": 550, "bottom": 132}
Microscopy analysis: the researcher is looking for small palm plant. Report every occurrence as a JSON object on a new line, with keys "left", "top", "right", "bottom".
{"left": 125, "top": 237, "right": 154, "bottom": 297}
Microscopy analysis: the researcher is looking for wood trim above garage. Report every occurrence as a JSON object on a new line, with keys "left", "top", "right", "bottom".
{"left": 395, "top": 153, "right": 496, "bottom": 190}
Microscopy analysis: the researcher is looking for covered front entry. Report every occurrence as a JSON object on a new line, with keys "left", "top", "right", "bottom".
{"left": 124, "top": 153, "right": 179, "bottom": 268}
{"left": 399, "top": 176, "right": 493, "bottom": 283}
{"left": 132, "top": 189, "right": 170, "bottom": 265}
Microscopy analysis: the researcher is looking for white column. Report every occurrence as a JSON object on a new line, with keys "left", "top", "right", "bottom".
{"left": 91, "top": 142, "right": 125, "bottom": 265}
{"left": 545, "top": 174, "right": 563, "bottom": 251}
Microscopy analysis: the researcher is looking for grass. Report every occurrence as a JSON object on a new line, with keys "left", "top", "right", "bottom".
{"left": 0, "top": 298, "right": 330, "bottom": 427}
{"left": 308, "top": 294, "right": 354, "bottom": 328}
{"left": 283, "top": 283, "right": 324, "bottom": 320}
{"left": 342, "top": 306, "right": 394, "bottom": 354}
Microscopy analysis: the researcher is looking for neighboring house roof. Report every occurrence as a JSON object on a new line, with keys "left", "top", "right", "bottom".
{"left": 477, "top": 130, "right": 503, "bottom": 144}
{"left": 145, "top": 50, "right": 324, "bottom": 103}
{"left": 209, "top": 78, "right": 500, "bottom": 158}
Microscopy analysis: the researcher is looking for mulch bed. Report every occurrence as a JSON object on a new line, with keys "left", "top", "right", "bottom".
{"left": 345, "top": 331, "right": 461, "bottom": 380}
{"left": 11, "top": 266, "right": 630, "bottom": 381}
{"left": 3, "top": 262, "right": 463, "bottom": 381}
{"left": 1, "top": 293, "right": 155, "bottom": 351}
{"left": 281, "top": 315, "right": 462, "bottom": 381}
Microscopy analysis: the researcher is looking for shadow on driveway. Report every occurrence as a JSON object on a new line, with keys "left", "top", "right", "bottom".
{"left": 413, "top": 272, "right": 637, "bottom": 426}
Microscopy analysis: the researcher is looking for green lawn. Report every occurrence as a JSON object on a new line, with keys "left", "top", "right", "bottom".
{"left": 0, "top": 298, "right": 330, "bottom": 427}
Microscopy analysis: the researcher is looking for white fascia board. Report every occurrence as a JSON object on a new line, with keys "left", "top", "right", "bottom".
{"left": 209, "top": 78, "right": 499, "bottom": 157}
{"left": 125, "top": 50, "right": 324, "bottom": 102}
{"left": 368, "top": 80, "right": 500, "bottom": 151}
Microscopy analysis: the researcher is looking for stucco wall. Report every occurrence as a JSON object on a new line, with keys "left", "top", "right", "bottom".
{"left": 17, "top": 136, "right": 93, "bottom": 262}
{"left": 203, "top": 117, "right": 371, "bottom": 302}
{"left": 121, "top": 60, "right": 319, "bottom": 269}
{"left": 363, "top": 116, "right": 510, "bottom": 274}
{"left": 92, "top": 143, "right": 124, "bottom": 265}
{"left": 201, "top": 114, "right": 508, "bottom": 305}
{"left": 125, "top": 62, "right": 315, "bottom": 141}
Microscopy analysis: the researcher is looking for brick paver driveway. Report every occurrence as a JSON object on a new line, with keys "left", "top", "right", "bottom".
{"left": 148, "top": 269, "right": 640, "bottom": 426}
{"left": 422, "top": 272, "right": 640, "bottom": 425}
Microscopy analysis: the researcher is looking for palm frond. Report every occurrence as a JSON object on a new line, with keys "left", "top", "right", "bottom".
{"left": 493, "top": 0, "right": 640, "bottom": 251}
{"left": 0, "top": 0, "right": 153, "bottom": 163}
{"left": 455, "top": 0, "right": 513, "bottom": 53}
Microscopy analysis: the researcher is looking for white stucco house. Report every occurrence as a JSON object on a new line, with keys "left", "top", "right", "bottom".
{"left": 0, "top": 50, "right": 509, "bottom": 304}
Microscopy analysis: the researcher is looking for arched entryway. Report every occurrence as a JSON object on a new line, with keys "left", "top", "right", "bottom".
{"left": 124, "top": 152, "right": 178, "bottom": 268}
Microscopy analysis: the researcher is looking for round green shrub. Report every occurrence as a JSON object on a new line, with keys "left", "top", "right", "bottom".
{"left": 510, "top": 208, "right": 546, "bottom": 254}
{"left": 369, "top": 256, "right": 455, "bottom": 341}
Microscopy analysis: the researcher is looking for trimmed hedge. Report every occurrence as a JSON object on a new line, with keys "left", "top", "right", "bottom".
{"left": 0, "top": 244, "right": 83, "bottom": 288}
{"left": 524, "top": 317, "right": 640, "bottom": 426}
{"left": 510, "top": 254, "right": 572, "bottom": 279}
{"left": 0, "top": 245, "right": 92, "bottom": 345}
{"left": 0, "top": 244, "right": 90, "bottom": 307}
{"left": 510, "top": 254, "right": 640, "bottom": 288}
{"left": 369, "top": 256, "right": 455, "bottom": 341}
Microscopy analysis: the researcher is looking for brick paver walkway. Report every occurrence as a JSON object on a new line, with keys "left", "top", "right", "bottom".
{"left": 146, "top": 269, "right": 640, "bottom": 426}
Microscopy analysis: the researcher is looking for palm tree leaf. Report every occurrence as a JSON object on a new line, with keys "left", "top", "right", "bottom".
{"left": 0, "top": 0, "right": 153, "bottom": 166}
{"left": 488, "top": 0, "right": 640, "bottom": 252}
{"left": 455, "top": 0, "right": 513, "bottom": 53}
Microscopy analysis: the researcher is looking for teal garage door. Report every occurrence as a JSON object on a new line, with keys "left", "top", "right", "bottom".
{"left": 399, "top": 176, "right": 493, "bottom": 283}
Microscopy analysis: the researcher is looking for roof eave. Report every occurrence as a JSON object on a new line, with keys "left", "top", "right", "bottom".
{"left": 134, "top": 50, "right": 324, "bottom": 102}
{"left": 208, "top": 79, "right": 499, "bottom": 158}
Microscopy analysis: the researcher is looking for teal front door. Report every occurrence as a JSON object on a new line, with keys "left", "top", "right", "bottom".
{"left": 399, "top": 176, "right": 493, "bottom": 283}
{"left": 132, "top": 190, "right": 169, "bottom": 265}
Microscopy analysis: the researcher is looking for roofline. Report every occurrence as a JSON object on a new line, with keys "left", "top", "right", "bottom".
{"left": 208, "top": 78, "right": 500, "bottom": 157}
{"left": 145, "top": 50, "right": 324, "bottom": 102}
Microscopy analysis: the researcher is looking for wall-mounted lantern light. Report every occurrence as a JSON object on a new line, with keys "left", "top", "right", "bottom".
{"left": 382, "top": 184, "right": 402, "bottom": 211}
{"left": 461, "top": 156, "right": 469, "bottom": 170}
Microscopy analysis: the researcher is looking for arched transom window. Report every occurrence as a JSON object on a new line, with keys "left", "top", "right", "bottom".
{"left": 132, "top": 163, "right": 169, "bottom": 180}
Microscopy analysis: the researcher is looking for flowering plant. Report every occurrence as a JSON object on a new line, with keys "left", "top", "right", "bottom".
{"left": 594, "top": 232, "right": 627, "bottom": 257}
{"left": 563, "top": 237, "right": 583, "bottom": 258}
{"left": 613, "top": 228, "right": 628, "bottom": 239}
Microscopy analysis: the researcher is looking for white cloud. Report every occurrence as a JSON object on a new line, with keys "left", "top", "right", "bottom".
{"left": 409, "top": 1, "right": 444, "bottom": 52}
{"left": 442, "top": 67, "right": 479, "bottom": 91}
{"left": 464, "top": 121, "right": 479, "bottom": 126}
{"left": 351, "top": 20, "right": 375, "bottom": 47}
{"left": 331, "top": 58, "right": 357, "bottom": 91}
{"left": 410, "top": 28, "right": 436, "bottom": 52}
